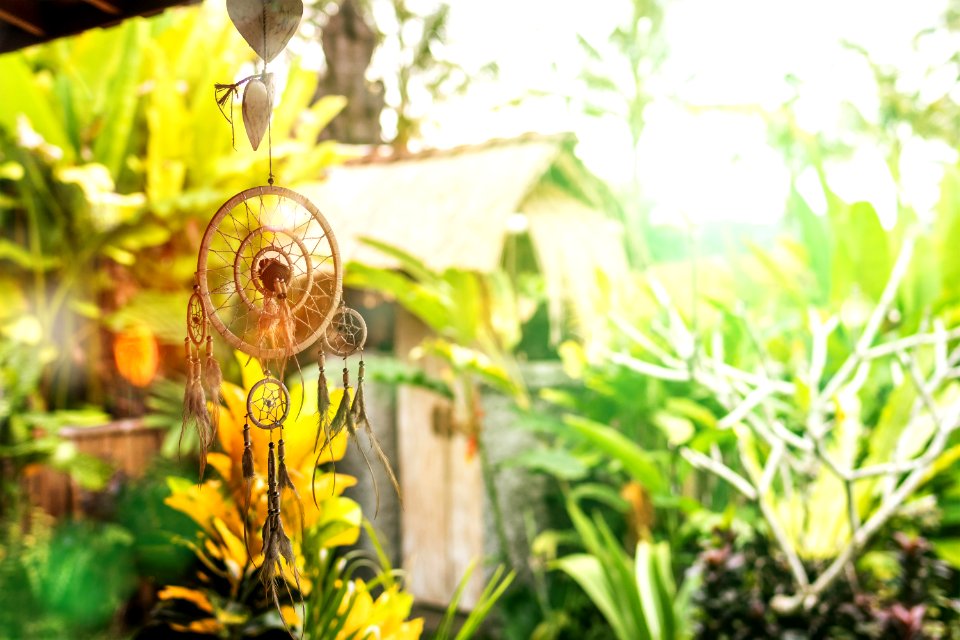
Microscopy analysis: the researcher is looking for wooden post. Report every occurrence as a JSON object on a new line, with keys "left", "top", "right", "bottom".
{"left": 395, "top": 309, "right": 485, "bottom": 608}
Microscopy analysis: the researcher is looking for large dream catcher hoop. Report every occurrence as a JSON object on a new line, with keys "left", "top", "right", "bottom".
{"left": 178, "top": 0, "right": 401, "bottom": 632}
{"left": 197, "top": 185, "right": 342, "bottom": 362}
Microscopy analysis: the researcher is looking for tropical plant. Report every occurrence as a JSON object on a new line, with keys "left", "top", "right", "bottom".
{"left": 692, "top": 527, "right": 960, "bottom": 639}
{"left": 0, "top": 514, "right": 138, "bottom": 640}
{"left": 0, "top": 2, "right": 348, "bottom": 504}
{"left": 348, "top": 237, "right": 526, "bottom": 405}
{"left": 0, "top": 4, "right": 347, "bottom": 403}
{"left": 0, "top": 332, "right": 114, "bottom": 517}
{"left": 375, "top": 0, "right": 497, "bottom": 151}
{"left": 303, "top": 521, "right": 423, "bottom": 640}
{"left": 347, "top": 237, "right": 528, "bottom": 572}
{"left": 537, "top": 485, "right": 694, "bottom": 640}
{"left": 600, "top": 188, "right": 960, "bottom": 615}
{"left": 431, "top": 558, "right": 515, "bottom": 640}
{"left": 145, "top": 355, "right": 365, "bottom": 637}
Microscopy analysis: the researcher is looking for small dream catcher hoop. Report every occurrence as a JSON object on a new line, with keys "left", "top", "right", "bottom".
{"left": 179, "top": 0, "right": 401, "bottom": 631}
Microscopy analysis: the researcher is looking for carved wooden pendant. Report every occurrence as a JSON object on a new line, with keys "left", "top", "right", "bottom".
{"left": 227, "top": 0, "right": 303, "bottom": 63}
{"left": 242, "top": 78, "right": 271, "bottom": 151}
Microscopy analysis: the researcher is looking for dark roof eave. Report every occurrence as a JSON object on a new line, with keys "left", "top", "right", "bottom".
{"left": 0, "top": 0, "right": 200, "bottom": 54}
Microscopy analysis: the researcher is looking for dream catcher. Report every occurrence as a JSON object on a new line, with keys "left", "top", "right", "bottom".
{"left": 314, "top": 305, "right": 402, "bottom": 517}
{"left": 178, "top": 0, "right": 400, "bottom": 631}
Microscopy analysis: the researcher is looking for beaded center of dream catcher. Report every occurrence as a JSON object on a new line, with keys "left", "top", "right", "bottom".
{"left": 179, "top": 0, "right": 400, "bottom": 631}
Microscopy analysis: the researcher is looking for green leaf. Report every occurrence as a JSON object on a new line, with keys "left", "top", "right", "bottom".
{"left": 454, "top": 564, "right": 515, "bottom": 640}
{"left": 789, "top": 185, "right": 831, "bottom": 303}
{"left": 502, "top": 448, "right": 589, "bottom": 480}
{"left": 553, "top": 554, "right": 636, "bottom": 640}
{"left": 829, "top": 201, "right": 890, "bottom": 302}
{"left": 932, "top": 539, "right": 960, "bottom": 569}
{"left": 565, "top": 415, "right": 667, "bottom": 494}
{"left": 864, "top": 380, "right": 916, "bottom": 466}
{"left": 0, "top": 238, "right": 61, "bottom": 271}
{"left": 746, "top": 241, "right": 808, "bottom": 305}
{"left": 93, "top": 20, "right": 149, "bottom": 178}
{"left": 569, "top": 482, "right": 630, "bottom": 513}
{"left": 0, "top": 55, "right": 72, "bottom": 155}
{"left": 664, "top": 397, "right": 717, "bottom": 429}
{"left": 367, "top": 355, "right": 453, "bottom": 398}
{"left": 19, "top": 408, "right": 110, "bottom": 432}
{"left": 652, "top": 411, "right": 694, "bottom": 447}
{"left": 357, "top": 236, "right": 442, "bottom": 287}
{"left": 635, "top": 541, "right": 664, "bottom": 640}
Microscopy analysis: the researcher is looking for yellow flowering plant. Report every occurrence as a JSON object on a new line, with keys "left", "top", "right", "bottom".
{"left": 304, "top": 522, "right": 423, "bottom": 640}
{"left": 148, "top": 354, "right": 367, "bottom": 636}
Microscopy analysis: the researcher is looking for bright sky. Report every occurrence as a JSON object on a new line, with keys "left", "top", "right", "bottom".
{"left": 403, "top": 0, "right": 959, "bottom": 227}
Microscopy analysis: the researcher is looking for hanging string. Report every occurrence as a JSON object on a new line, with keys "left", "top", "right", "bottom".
{"left": 261, "top": 2, "right": 275, "bottom": 186}
{"left": 267, "top": 101, "right": 274, "bottom": 185}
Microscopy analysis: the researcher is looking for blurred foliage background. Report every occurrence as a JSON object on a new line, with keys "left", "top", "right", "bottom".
{"left": 3, "top": 0, "right": 960, "bottom": 639}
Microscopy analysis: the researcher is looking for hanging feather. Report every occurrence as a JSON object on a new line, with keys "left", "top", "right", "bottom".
{"left": 352, "top": 359, "right": 403, "bottom": 512}
{"left": 277, "top": 286, "right": 297, "bottom": 353}
{"left": 261, "top": 442, "right": 282, "bottom": 610}
{"left": 345, "top": 403, "right": 380, "bottom": 516}
{"left": 203, "top": 335, "right": 223, "bottom": 442}
{"left": 261, "top": 441, "right": 301, "bottom": 634}
{"left": 179, "top": 339, "right": 192, "bottom": 458}
{"left": 192, "top": 362, "right": 211, "bottom": 484}
{"left": 311, "top": 352, "right": 335, "bottom": 511}
{"left": 312, "top": 367, "right": 351, "bottom": 507}
{"left": 328, "top": 368, "right": 352, "bottom": 437}
{"left": 241, "top": 419, "right": 255, "bottom": 559}
{"left": 181, "top": 339, "right": 212, "bottom": 482}
{"left": 314, "top": 352, "right": 331, "bottom": 451}
{"left": 278, "top": 437, "right": 304, "bottom": 534}
{"left": 242, "top": 421, "right": 255, "bottom": 481}
{"left": 350, "top": 360, "right": 367, "bottom": 428}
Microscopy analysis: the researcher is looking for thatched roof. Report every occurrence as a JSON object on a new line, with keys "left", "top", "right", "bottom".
{"left": 301, "top": 133, "right": 623, "bottom": 274}
{"left": 299, "top": 133, "right": 629, "bottom": 343}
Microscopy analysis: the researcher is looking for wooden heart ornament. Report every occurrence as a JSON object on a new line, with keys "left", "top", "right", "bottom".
{"left": 227, "top": 0, "right": 303, "bottom": 63}
{"left": 242, "top": 77, "right": 271, "bottom": 150}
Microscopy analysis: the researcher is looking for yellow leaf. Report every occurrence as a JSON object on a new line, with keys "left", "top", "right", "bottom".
{"left": 393, "top": 619, "right": 425, "bottom": 640}
{"left": 316, "top": 496, "right": 362, "bottom": 547}
{"left": 339, "top": 580, "right": 374, "bottom": 636}
{"left": 213, "top": 517, "right": 250, "bottom": 579}
{"left": 157, "top": 586, "right": 215, "bottom": 614}
{"left": 170, "top": 618, "right": 221, "bottom": 634}
{"left": 206, "top": 452, "right": 232, "bottom": 484}
{"left": 337, "top": 581, "right": 423, "bottom": 640}
{"left": 280, "top": 605, "right": 301, "bottom": 627}
{"left": 164, "top": 479, "right": 242, "bottom": 538}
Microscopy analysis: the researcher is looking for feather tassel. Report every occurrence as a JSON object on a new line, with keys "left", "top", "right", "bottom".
{"left": 179, "top": 339, "right": 191, "bottom": 459}
{"left": 181, "top": 339, "right": 211, "bottom": 483}
{"left": 351, "top": 360, "right": 402, "bottom": 515}
{"left": 350, "top": 360, "right": 367, "bottom": 427}
{"left": 261, "top": 442, "right": 280, "bottom": 603}
{"left": 314, "top": 353, "right": 331, "bottom": 452}
{"left": 261, "top": 441, "right": 300, "bottom": 636}
{"left": 203, "top": 336, "right": 223, "bottom": 443}
{"left": 328, "top": 368, "right": 352, "bottom": 438}
{"left": 278, "top": 437, "right": 304, "bottom": 535}
{"left": 241, "top": 420, "right": 255, "bottom": 560}
{"left": 312, "top": 352, "right": 335, "bottom": 511}
{"left": 312, "top": 367, "right": 351, "bottom": 507}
